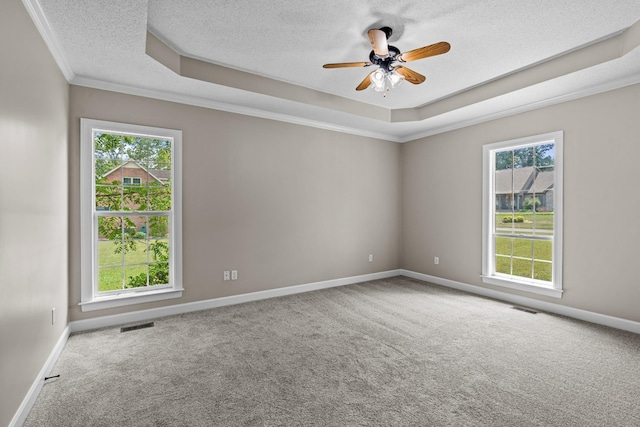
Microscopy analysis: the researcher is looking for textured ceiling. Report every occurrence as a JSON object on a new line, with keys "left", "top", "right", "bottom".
{"left": 29, "top": 0, "right": 640, "bottom": 141}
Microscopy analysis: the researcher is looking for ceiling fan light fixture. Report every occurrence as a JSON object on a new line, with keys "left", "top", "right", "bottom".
{"left": 370, "top": 68, "right": 404, "bottom": 94}
{"left": 389, "top": 70, "right": 404, "bottom": 88}
{"left": 371, "top": 68, "right": 387, "bottom": 92}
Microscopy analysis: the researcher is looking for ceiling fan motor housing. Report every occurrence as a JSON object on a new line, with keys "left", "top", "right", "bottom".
{"left": 369, "top": 46, "right": 401, "bottom": 72}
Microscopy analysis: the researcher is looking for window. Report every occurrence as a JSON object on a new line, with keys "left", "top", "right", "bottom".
{"left": 123, "top": 177, "right": 142, "bottom": 185}
{"left": 80, "top": 119, "right": 182, "bottom": 311}
{"left": 482, "top": 131, "right": 563, "bottom": 298}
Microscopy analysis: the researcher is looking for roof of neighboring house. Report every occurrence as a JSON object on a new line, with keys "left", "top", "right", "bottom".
{"left": 148, "top": 168, "right": 171, "bottom": 182}
{"left": 528, "top": 170, "right": 554, "bottom": 194}
{"left": 494, "top": 166, "right": 536, "bottom": 194}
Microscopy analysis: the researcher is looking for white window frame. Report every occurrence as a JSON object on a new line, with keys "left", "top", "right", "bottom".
{"left": 80, "top": 119, "right": 183, "bottom": 311}
{"left": 482, "top": 131, "right": 563, "bottom": 298}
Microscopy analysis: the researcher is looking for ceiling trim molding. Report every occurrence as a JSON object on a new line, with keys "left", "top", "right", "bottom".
{"left": 22, "top": 0, "right": 75, "bottom": 81}
{"left": 399, "top": 72, "right": 640, "bottom": 142}
{"left": 395, "top": 22, "right": 640, "bottom": 123}
{"left": 69, "top": 76, "right": 402, "bottom": 143}
{"left": 147, "top": 21, "right": 640, "bottom": 128}
{"left": 146, "top": 31, "right": 391, "bottom": 123}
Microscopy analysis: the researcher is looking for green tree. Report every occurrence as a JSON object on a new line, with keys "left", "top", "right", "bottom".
{"left": 496, "top": 143, "right": 554, "bottom": 170}
{"left": 94, "top": 133, "right": 172, "bottom": 177}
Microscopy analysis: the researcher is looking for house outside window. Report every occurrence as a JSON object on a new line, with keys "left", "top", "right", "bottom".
{"left": 80, "top": 119, "right": 183, "bottom": 311}
{"left": 482, "top": 131, "right": 563, "bottom": 298}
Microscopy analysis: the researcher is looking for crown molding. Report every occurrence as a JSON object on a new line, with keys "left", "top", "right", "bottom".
{"left": 70, "top": 76, "right": 402, "bottom": 142}
{"left": 71, "top": 69, "right": 640, "bottom": 145}
{"left": 21, "top": 0, "right": 75, "bottom": 81}
{"left": 398, "top": 72, "right": 640, "bottom": 143}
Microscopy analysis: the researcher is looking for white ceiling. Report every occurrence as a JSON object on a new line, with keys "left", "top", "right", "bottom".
{"left": 28, "top": 0, "right": 640, "bottom": 142}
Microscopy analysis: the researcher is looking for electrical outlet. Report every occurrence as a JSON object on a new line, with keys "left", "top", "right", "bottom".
{"left": 368, "top": 254, "right": 373, "bottom": 262}
{"left": 434, "top": 256, "right": 439, "bottom": 265}
{"left": 231, "top": 270, "right": 238, "bottom": 280}
{"left": 223, "top": 271, "right": 230, "bottom": 281}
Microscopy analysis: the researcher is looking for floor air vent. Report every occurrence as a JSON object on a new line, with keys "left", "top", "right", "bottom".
{"left": 121, "top": 322, "right": 154, "bottom": 332}
{"left": 512, "top": 306, "right": 538, "bottom": 314}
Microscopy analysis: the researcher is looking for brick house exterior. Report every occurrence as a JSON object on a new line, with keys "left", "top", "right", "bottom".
{"left": 100, "top": 161, "right": 171, "bottom": 234}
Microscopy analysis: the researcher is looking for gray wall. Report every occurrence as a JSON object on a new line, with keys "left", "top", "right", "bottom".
{"left": 0, "top": 0, "right": 69, "bottom": 425}
{"left": 69, "top": 86, "right": 402, "bottom": 321}
{"left": 401, "top": 83, "right": 640, "bottom": 322}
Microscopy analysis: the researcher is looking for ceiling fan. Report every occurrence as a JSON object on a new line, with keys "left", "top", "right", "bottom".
{"left": 323, "top": 27, "right": 451, "bottom": 95}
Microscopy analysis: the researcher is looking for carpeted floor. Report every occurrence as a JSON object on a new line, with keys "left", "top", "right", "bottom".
{"left": 25, "top": 277, "right": 640, "bottom": 426}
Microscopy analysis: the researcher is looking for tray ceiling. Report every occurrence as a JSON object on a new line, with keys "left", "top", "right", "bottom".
{"left": 27, "top": 0, "right": 640, "bottom": 141}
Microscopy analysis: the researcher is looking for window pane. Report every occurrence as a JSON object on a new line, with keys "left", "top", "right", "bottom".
{"left": 122, "top": 182, "right": 145, "bottom": 211}
{"left": 148, "top": 185, "right": 171, "bottom": 211}
{"left": 512, "top": 238, "right": 533, "bottom": 259}
{"left": 95, "top": 158, "right": 120, "bottom": 180}
{"left": 149, "top": 263, "right": 169, "bottom": 286}
{"left": 125, "top": 264, "right": 148, "bottom": 288}
{"left": 123, "top": 239, "right": 147, "bottom": 266}
{"left": 513, "top": 147, "right": 534, "bottom": 168}
{"left": 495, "top": 237, "right": 511, "bottom": 275}
{"left": 98, "top": 216, "right": 123, "bottom": 244}
{"left": 495, "top": 237, "right": 511, "bottom": 256}
{"left": 495, "top": 255, "right": 511, "bottom": 275}
{"left": 148, "top": 236, "right": 169, "bottom": 286}
{"left": 534, "top": 261, "right": 552, "bottom": 282}
{"left": 98, "top": 266, "right": 124, "bottom": 292}
{"left": 96, "top": 184, "right": 122, "bottom": 210}
{"left": 535, "top": 143, "right": 555, "bottom": 168}
{"left": 149, "top": 239, "right": 170, "bottom": 264}
{"left": 149, "top": 216, "right": 169, "bottom": 239}
{"left": 98, "top": 240, "right": 122, "bottom": 267}
{"left": 512, "top": 258, "right": 533, "bottom": 280}
{"left": 533, "top": 240, "right": 552, "bottom": 262}
{"left": 495, "top": 150, "right": 514, "bottom": 171}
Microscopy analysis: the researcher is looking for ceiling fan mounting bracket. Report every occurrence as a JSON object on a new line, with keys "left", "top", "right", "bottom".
{"left": 379, "top": 26, "right": 393, "bottom": 39}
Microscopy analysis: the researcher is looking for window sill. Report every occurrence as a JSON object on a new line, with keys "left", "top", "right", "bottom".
{"left": 79, "top": 288, "right": 184, "bottom": 312}
{"left": 481, "top": 275, "right": 563, "bottom": 298}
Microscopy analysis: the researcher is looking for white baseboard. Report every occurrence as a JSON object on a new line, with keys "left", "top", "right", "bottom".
{"left": 401, "top": 269, "right": 640, "bottom": 335}
{"left": 10, "top": 326, "right": 70, "bottom": 427}
{"left": 70, "top": 269, "right": 402, "bottom": 333}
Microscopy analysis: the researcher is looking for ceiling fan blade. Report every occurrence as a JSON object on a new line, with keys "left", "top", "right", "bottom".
{"left": 368, "top": 29, "right": 389, "bottom": 57}
{"left": 323, "top": 62, "right": 372, "bottom": 69}
{"left": 394, "top": 66, "right": 426, "bottom": 85}
{"left": 355, "top": 72, "right": 374, "bottom": 91}
{"left": 399, "top": 41, "right": 451, "bottom": 62}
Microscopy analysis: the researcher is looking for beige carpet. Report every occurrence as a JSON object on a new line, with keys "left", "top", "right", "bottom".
{"left": 25, "top": 277, "right": 640, "bottom": 426}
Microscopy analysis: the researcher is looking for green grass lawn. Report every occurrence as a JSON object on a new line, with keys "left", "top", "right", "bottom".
{"left": 496, "top": 237, "right": 552, "bottom": 281}
{"left": 98, "top": 240, "right": 167, "bottom": 292}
